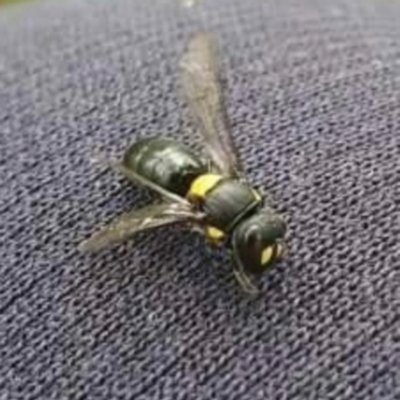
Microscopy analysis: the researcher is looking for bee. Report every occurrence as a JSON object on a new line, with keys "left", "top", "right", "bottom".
{"left": 79, "top": 33, "right": 287, "bottom": 295}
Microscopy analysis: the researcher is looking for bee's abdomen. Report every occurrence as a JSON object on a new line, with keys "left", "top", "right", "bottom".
{"left": 123, "top": 137, "right": 207, "bottom": 196}
{"left": 202, "top": 180, "right": 261, "bottom": 234}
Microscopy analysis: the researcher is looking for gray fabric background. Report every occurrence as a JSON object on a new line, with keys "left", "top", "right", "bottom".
{"left": 1, "top": 0, "right": 399, "bottom": 399}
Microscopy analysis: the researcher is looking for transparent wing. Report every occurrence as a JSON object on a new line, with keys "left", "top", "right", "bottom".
{"left": 180, "top": 32, "right": 244, "bottom": 179}
{"left": 94, "top": 152, "right": 190, "bottom": 205}
{"left": 79, "top": 202, "right": 204, "bottom": 252}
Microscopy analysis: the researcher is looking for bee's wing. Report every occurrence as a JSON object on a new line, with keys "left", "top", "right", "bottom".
{"left": 94, "top": 152, "right": 190, "bottom": 206}
{"left": 79, "top": 202, "right": 204, "bottom": 252}
{"left": 180, "top": 32, "right": 244, "bottom": 179}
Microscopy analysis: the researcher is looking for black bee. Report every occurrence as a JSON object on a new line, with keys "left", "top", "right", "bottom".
{"left": 80, "top": 33, "right": 287, "bottom": 294}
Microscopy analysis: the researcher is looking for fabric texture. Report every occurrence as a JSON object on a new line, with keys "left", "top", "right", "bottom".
{"left": 1, "top": 0, "right": 400, "bottom": 398}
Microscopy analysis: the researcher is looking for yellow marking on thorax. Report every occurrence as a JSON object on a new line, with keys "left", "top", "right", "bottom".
{"left": 188, "top": 173, "right": 223, "bottom": 200}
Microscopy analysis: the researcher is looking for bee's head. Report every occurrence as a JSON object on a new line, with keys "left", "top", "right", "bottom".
{"left": 231, "top": 209, "right": 287, "bottom": 275}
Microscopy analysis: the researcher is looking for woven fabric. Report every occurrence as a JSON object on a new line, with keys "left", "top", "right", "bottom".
{"left": 1, "top": 0, "right": 400, "bottom": 399}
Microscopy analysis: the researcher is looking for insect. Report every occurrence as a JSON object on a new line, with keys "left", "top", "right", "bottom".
{"left": 79, "top": 32, "right": 287, "bottom": 295}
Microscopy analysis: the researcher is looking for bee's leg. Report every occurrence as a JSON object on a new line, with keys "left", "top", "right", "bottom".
{"left": 191, "top": 224, "right": 225, "bottom": 247}
{"left": 232, "top": 267, "right": 260, "bottom": 296}
{"left": 190, "top": 224, "right": 205, "bottom": 236}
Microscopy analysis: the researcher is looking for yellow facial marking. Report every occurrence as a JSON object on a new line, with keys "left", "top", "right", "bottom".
{"left": 188, "top": 174, "right": 223, "bottom": 199}
{"left": 206, "top": 226, "right": 225, "bottom": 241}
{"left": 261, "top": 246, "right": 274, "bottom": 265}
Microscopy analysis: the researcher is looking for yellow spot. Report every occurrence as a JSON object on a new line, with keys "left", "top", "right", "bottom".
{"left": 206, "top": 226, "right": 225, "bottom": 241}
{"left": 188, "top": 174, "right": 223, "bottom": 199}
{"left": 261, "top": 246, "right": 274, "bottom": 265}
